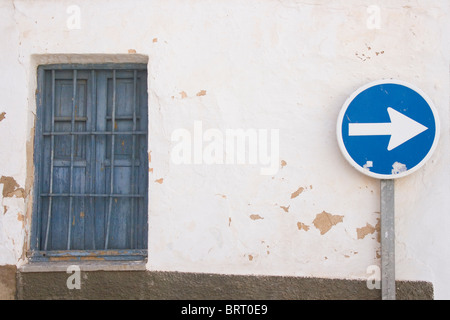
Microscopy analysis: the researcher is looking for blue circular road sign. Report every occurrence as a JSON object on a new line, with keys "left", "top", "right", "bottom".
{"left": 337, "top": 79, "right": 440, "bottom": 179}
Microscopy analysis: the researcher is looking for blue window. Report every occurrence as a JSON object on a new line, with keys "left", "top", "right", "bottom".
{"left": 30, "top": 64, "right": 148, "bottom": 261}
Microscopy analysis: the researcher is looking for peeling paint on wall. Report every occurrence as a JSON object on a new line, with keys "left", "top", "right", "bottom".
{"left": 0, "top": 112, "right": 5, "bottom": 122}
{"left": 356, "top": 217, "right": 381, "bottom": 243}
{"left": 0, "top": 176, "right": 25, "bottom": 198}
{"left": 356, "top": 222, "right": 379, "bottom": 240}
{"left": 17, "top": 213, "right": 25, "bottom": 228}
{"left": 354, "top": 44, "right": 386, "bottom": 62}
{"left": 148, "top": 151, "right": 153, "bottom": 173}
{"left": 313, "top": 211, "right": 344, "bottom": 235}
{"left": 297, "top": 222, "right": 310, "bottom": 232}
{"left": 290, "top": 187, "right": 304, "bottom": 199}
{"left": 249, "top": 214, "right": 263, "bottom": 220}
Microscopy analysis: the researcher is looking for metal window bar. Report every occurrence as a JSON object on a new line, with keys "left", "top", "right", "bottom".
{"left": 67, "top": 69, "right": 77, "bottom": 250}
{"left": 90, "top": 69, "right": 97, "bottom": 249}
{"left": 40, "top": 193, "right": 144, "bottom": 197}
{"left": 105, "top": 70, "right": 116, "bottom": 249}
{"left": 130, "top": 70, "right": 137, "bottom": 248}
{"left": 106, "top": 116, "right": 141, "bottom": 120}
{"left": 49, "top": 159, "right": 140, "bottom": 166}
{"left": 42, "top": 131, "right": 147, "bottom": 135}
{"left": 54, "top": 116, "right": 88, "bottom": 121}
{"left": 43, "top": 70, "right": 56, "bottom": 250}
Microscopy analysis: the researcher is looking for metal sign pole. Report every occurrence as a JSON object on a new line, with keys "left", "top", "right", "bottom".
{"left": 336, "top": 80, "right": 439, "bottom": 300}
{"left": 380, "top": 179, "right": 395, "bottom": 300}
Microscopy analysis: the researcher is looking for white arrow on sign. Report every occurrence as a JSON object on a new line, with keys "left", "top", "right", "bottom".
{"left": 348, "top": 107, "right": 428, "bottom": 151}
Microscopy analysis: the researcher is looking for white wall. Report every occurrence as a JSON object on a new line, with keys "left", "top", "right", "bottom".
{"left": 0, "top": 0, "right": 449, "bottom": 298}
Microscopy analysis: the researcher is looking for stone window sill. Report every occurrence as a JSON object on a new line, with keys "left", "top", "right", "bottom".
{"left": 18, "top": 260, "right": 147, "bottom": 273}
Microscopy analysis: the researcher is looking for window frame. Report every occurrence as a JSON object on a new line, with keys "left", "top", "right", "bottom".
{"left": 29, "top": 63, "right": 149, "bottom": 262}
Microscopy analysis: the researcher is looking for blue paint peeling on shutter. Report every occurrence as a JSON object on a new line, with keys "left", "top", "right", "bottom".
{"left": 30, "top": 64, "right": 148, "bottom": 261}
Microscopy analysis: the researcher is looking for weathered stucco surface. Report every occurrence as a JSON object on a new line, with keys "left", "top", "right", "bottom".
{"left": 16, "top": 269, "right": 434, "bottom": 300}
{"left": 0, "top": 265, "right": 16, "bottom": 299}
{"left": 0, "top": 0, "right": 449, "bottom": 299}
